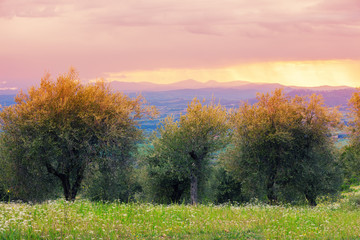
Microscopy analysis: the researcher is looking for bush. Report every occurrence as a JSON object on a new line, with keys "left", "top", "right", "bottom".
{"left": 212, "top": 165, "right": 244, "bottom": 204}
{"left": 0, "top": 146, "right": 61, "bottom": 202}
{"left": 81, "top": 157, "right": 141, "bottom": 202}
{"left": 341, "top": 193, "right": 360, "bottom": 210}
{"left": 340, "top": 146, "right": 360, "bottom": 186}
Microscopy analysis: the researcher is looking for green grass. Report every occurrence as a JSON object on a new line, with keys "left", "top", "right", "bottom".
{"left": 1, "top": 199, "right": 360, "bottom": 239}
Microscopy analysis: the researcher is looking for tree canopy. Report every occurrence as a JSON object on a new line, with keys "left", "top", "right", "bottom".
{"left": 0, "top": 68, "right": 156, "bottom": 201}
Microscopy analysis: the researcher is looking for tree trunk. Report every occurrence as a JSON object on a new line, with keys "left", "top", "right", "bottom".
{"left": 267, "top": 172, "right": 277, "bottom": 204}
{"left": 70, "top": 163, "right": 86, "bottom": 201}
{"left": 190, "top": 171, "right": 198, "bottom": 205}
{"left": 61, "top": 176, "right": 72, "bottom": 201}
{"left": 189, "top": 150, "right": 200, "bottom": 205}
{"left": 305, "top": 193, "right": 317, "bottom": 206}
{"left": 45, "top": 162, "right": 71, "bottom": 201}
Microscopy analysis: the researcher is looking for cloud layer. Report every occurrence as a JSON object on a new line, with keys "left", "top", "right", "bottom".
{"left": 0, "top": 0, "right": 359, "bottom": 87}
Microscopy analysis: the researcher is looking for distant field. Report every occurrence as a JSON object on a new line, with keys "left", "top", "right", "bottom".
{"left": 1, "top": 197, "right": 360, "bottom": 239}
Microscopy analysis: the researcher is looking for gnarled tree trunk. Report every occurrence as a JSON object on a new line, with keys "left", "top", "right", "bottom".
{"left": 45, "top": 161, "right": 85, "bottom": 201}
{"left": 189, "top": 148, "right": 207, "bottom": 205}
{"left": 190, "top": 171, "right": 198, "bottom": 205}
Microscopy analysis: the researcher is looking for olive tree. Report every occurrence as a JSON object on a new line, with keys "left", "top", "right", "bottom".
{"left": 0, "top": 68, "right": 155, "bottom": 201}
{"left": 342, "top": 90, "right": 360, "bottom": 186}
{"left": 222, "top": 89, "right": 342, "bottom": 205}
{"left": 143, "top": 98, "right": 230, "bottom": 204}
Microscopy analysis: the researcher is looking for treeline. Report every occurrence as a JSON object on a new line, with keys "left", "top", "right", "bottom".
{"left": 0, "top": 69, "right": 360, "bottom": 206}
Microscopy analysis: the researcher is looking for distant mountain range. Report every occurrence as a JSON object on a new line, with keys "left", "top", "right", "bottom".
{"left": 109, "top": 79, "right": 289, "bottom": 93}
{"left": 109, "top": 80, "right": 356, "bottom": 108}
{"left": 109, "top": 79, "right": 249, "bottom": 92}
{"left": 0, "top": 80, "right": 357, "bottom": 109}
{"left": 109, "top": 79, "right": 352, "bottom": 93}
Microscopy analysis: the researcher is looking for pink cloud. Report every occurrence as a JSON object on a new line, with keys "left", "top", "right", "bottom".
{"left": 0, "top": 0, "right": 359, "bottom": 87}
{"left": 314, "top": 0, "right": 360, "bottom": 12}
{"left": 0, "top": 0, "right": 63, "bottom": 18}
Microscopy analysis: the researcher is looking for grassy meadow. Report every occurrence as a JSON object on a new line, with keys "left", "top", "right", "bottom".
{"left": 1, "top": 194, "right": 360, "bottom": 239}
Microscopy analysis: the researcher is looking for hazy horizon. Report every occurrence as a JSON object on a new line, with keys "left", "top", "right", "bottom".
{"left": 0, "top": 77, "right": 356, "bottom": 96}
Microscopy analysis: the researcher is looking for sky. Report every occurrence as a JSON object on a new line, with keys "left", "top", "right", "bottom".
{"left": 1, "top": 0, "right": 360, "bottom": 90}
